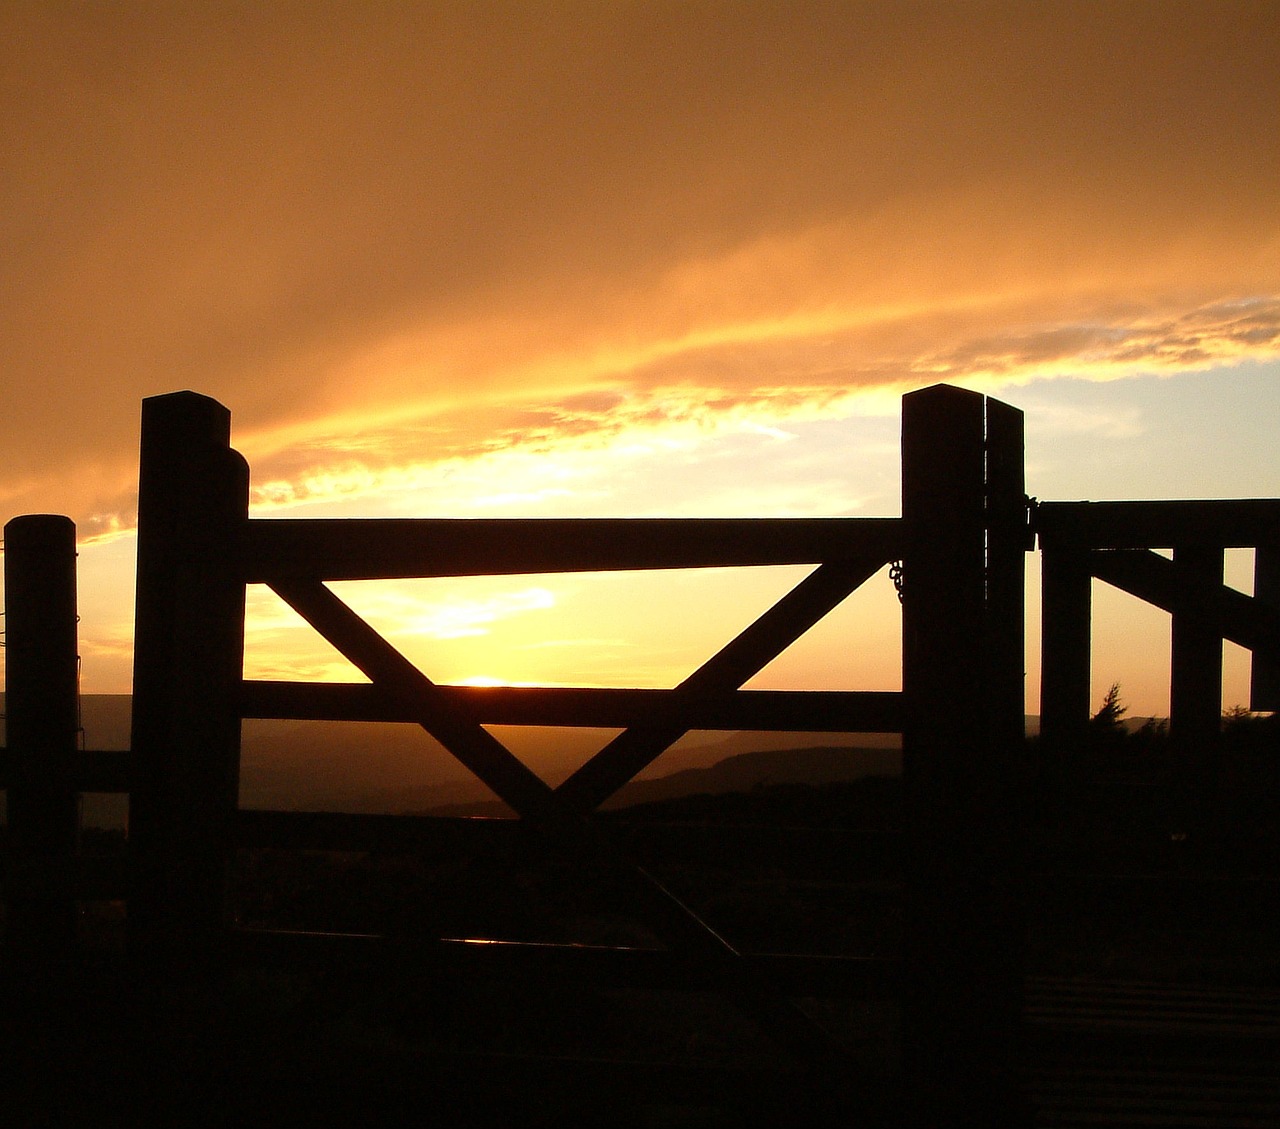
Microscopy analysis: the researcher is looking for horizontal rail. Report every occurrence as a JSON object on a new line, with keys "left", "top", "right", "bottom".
{"left": 239, "top": 681, "right": 905, "bottom": 732}
{"left": 242, "top": 517, "right": 903, "bottom": 581}
{"left": 0, "top": 804, "right": 903, "bottom": 898}
{"left": 1, "top": 852, "right": 127, "bottom": 901}
{"left": 1036, "top": 500, "right": 1280, "bottom": 549}
{"left": 0, "top": 749, "right": 132, "bottom": 793}
{"left": 233, "top": 810, "right": 904, "bottom": 881}
{"left": 228, "top": 929, "right": 902, "bottom": 999}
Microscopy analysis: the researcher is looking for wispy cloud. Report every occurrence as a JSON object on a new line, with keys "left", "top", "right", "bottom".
{"left": 226, "top": 294, "right": 1279, "bottom": 522}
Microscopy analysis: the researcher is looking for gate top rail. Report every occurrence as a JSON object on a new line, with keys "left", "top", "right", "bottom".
{"left": 1036, "top": 499, "right": 1280, "bottom": 550}
{"left": 241, "top": 515, "right": 904, "bottom": 582}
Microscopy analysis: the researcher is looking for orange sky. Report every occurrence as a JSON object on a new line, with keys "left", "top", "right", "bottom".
{"left": 3, "top": 2, "right": 1279, "bottom": 716}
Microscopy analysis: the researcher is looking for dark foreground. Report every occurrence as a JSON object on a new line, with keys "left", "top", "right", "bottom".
{"left": 3, "top": 767, "right": 1278, "bottom": 1126}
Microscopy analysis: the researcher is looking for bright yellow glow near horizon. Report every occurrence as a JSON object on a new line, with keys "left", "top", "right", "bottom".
{"left": 20, "top": 377, "right": 1276, "bottom": 725}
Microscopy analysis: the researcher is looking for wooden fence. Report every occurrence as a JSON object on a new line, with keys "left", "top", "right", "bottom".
{"left": 1038, "top": 498, "right": 1280, "bottom": 743}
{"left": 6, "top": 381, "right": 1275, "bottom": 1123}
{"left": 1037, "top": 497, "right": 1280, "bottom": 836}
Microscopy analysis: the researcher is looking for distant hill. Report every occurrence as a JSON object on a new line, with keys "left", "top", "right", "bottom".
{"left": 2, "top": 693, "right": 903, "bottom": 822}
{"left": 2, "top": 694, "right": 1045, "bottom": 825}
{"left": 417, "top": 743, "right": 902, "bottom": 818}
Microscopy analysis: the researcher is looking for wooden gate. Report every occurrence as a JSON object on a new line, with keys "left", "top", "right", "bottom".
{"left": 1037, "top": 497, "right": 1280, "bottom": 820}
{"left": 4, "top": 383, "right": 1030, "bottom": 1125}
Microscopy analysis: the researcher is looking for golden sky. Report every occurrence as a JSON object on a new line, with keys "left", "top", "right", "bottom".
{"left": 4, "top": 1, "right": 1280, "bottom": 714}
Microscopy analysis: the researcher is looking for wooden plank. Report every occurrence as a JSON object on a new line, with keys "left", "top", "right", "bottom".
{"left": 981, "top": 394, "right": 1030, "bottom": 1100}
{"left": 238, "top": 680, "right": 905, "bottom": 732}
{"left": 985, "top": 396, "right": 1029, "bottom": 755}
{"left": 128, "top": 391, "right": 249, "bottom": 964}
{"left": 1035, "top": 499, "right": 1280, "bottom": 549}
{"left": 233, "top": 810, "right": 904, "bottom": 881}
{"left": 70, "top": 749, "right": 134, "bottom": 793}
{"left": 1039, "top": 540, "right": 1093, "bottom": 752}
{"left": 3, "top": 853, "right": 127, "bottom": 902}
{"left": 2, "top": 514, "right": 81, "bottom": 961}
{"left": 1170, "top": 544, "right": 1224, "bottom": 746}
{"left": 243, "top": 516, "right": 902, "bottom": 581}
{"left": 556, "top": 557, "right": 890, "bottom": 813}
{"left": 0, "top": 749, "right": 131, "bottom": 792}
{"left": 1250, "top": 542, "right": 1280, "bottom": 710}
{"left": 901, "top": 385, "right": 1022, "bottom": 1125}
{"left": 1088, "top": 549, "right": 1280, "bottom": 663}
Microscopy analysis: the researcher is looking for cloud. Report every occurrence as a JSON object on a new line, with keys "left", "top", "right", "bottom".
{"left": 2, "top": 2, "right": 1278, "bottom": 534}
{"left": 223, "top": 293, "right": 1279, "bottom": 522}
{"left": 915, "top": 297, "right": 1280, "bottom": 385}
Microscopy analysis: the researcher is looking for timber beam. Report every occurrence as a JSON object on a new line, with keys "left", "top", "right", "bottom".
{"left": 1089, "top": 548, "right": 1280, "bottom": 664}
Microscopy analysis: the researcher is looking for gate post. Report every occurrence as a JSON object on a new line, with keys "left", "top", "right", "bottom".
{"left": 3, "top": 515, "right": 80, "bottom": 965}
{"left": 901, "top": 384, "right": 1026, "bottom": 1126}
{"left": 1169, "top": 543, "right": 1224, "bottom": 834}
{"left": 1038, "top": 540, "right": 1092, "bottom": 754}
{"left": 1251, "top": 541, "right": 1280, "bottom": 710}
{"left": 128, "top": 392, "right": 248, "bottom": 971}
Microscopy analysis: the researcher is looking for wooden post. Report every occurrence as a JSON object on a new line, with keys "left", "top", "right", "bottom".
{"left": 128, "top": 392, "right": 248, "bottom": 971}
{"left": 1038, "top": 541, "right": 1092, "bottom": 754}
{"left": 1250, "top": 542, "right": 1280, "bottom": 711}
{"left": 1170, "top": 544, "right": 1224, "bottom": 742}
{"left": 3, "top": 515, "right": 81, "bottom": 964}
{"left": 901, "top": 385, "right": 1026, "bottom": 1127}
{"left": 986, "top": 398, "right": 1028, "bottom": 754}
{"left": 1169, "top": 542, "right": 1224, "bottom": 833}
{"left": 983, "top": 397, "right": 1030, "bottom": 1118}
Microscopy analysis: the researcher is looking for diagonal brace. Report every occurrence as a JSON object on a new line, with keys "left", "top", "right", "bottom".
{"left": 269, "top": 576, "right": 572, "bottom": 829}
{"left": 558, "top": 556, "right": 889, "bottom": 813}
{"left": 266, "top": 576, "right": 859, "bottom": 1072}
{"left": 1090, "top": 549, "right": 1280, "bottom": 665}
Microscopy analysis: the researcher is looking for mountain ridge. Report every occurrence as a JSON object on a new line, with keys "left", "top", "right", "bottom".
{"left": 2, "top": 694, "right": 1046, "bottom": 825}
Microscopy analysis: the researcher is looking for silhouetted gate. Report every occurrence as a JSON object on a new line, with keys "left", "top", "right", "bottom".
{"left": 1037, "top": 497, "right": 1280, "bottom": 825}
{"left": 4, "top": 383, "right": 1035, "bottom": 1125}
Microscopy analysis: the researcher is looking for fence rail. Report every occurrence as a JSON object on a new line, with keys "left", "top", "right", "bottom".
{"left": 1035, "top": 498, "right": 1280, "bottom": 548}
{"left": 242, "top": 515, "right": 904, "bottom": 580}
{"left": 239, "top": 680, "right": 906, "bottom": 730}
{"left": 1036, "top": 497, "right": 1280, "bottom": 743}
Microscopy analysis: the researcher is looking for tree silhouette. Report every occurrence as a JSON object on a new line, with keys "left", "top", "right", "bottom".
{"left": 1089, "top": 682, "right": 1127, "bottom": 738}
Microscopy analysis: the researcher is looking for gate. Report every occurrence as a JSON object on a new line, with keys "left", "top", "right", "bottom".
{"left": 4, "top": 383, "right": 1032, "bottom": 1124}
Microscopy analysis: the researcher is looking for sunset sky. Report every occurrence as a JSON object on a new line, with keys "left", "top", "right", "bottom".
{"left": 3, "top": 1, "right": 1278, "bottom": 722}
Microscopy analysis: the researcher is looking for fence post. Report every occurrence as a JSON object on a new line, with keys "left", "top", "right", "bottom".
{"left": 901, "top": 384, "right": 1026, "bottom": 1127}
{"left": 1038, "top": 541, "right": 1092, "bottom": 753}
{"left": 1169, "top": 543, "right": 1224, "bottom": 833}
{"left": 1251, "top": 542, "right": 1280, "bottom": 711}
{"left": 128, "top": 392, "right": 248, "bottom": 971}
{"left": 3, "top": 515, "right": 80, "bottom": 965}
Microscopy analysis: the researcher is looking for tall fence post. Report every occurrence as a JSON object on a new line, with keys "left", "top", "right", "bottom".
{"left": 128, "top": 392, "right": 248, "bottom": 971}
{"left": 1038, "top": 540, "right": 1092, "bottom": 753}
{"left": 1251, "top": 541, "right": 1280, "bottom": 710}
{"left": 1169, "top": 543, "right": 1224, "bottom": 833}
{"left": 3, "top": 515, "right": 80, "bottom": 965}
{"left": 901, "top": 384, "right": 1026, "bottom": 1127}
{"left": 1170, "top": 544, "right": 1224, "bottom": 745}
